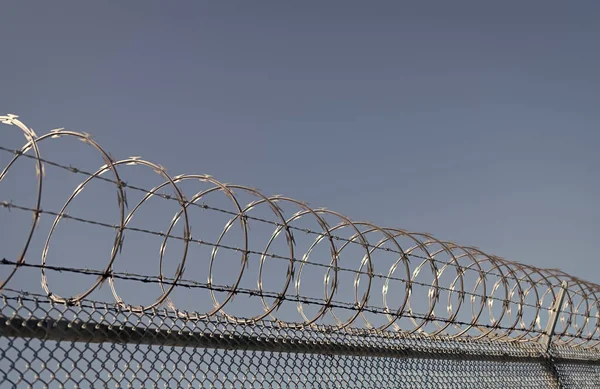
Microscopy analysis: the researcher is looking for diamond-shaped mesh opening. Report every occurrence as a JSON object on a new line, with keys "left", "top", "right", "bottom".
{"left": 1, "top": 290, "right": 599, "bottom": 388}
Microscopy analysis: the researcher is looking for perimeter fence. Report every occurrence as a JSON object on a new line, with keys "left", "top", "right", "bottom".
{"left": 1, "top": 114, "right": 600, "bottom": 388}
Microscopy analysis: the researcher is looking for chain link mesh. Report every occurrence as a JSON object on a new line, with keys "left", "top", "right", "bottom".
{"left": 3, "top": 114, "right": 600, "bottom": 387}
{"left": 2, "top": 290, "right": 600, "bottom": 388}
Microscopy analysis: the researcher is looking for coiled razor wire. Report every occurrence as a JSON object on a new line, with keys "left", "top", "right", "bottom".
{"left": 2, "top": 114, "right": 600, "bottom": 349}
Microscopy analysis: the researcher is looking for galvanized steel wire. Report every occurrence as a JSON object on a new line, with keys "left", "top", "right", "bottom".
{"left": 2, "top": 289, "right": 600, "bottom": 388}
{"left": 2, "top": 114, "right": 600, "bottom": 349}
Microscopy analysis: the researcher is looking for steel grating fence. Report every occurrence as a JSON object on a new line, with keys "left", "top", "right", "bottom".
{"left": 2, "top": 114, "right": 600, "bottom": 388}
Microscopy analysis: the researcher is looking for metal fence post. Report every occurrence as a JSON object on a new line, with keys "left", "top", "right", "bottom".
{"left": 540, "top": 280, "right": 568, "bottom": 388}
{"left": 542, "top": 280, "right": 568, "bottom": 353}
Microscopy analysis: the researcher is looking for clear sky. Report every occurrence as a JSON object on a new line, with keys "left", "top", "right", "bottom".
{"left": 1, "top": 1, "right": 600, "bottom": 329}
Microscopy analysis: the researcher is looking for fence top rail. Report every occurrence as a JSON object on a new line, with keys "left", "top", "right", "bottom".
{"left": 2, "top": 290, "right": 600, "bottom": 365}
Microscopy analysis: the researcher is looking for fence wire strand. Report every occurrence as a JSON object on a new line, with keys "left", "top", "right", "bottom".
{"left": 2, "top": 114, "right": 600, "bottom": 388}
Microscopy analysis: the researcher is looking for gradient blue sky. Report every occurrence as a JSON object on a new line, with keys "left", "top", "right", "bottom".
{"left": 1, "top": 1, "right": 599, "bottom": 315}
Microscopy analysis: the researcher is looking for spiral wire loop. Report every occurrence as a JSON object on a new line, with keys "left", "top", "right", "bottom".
{"left": 2, "top": 114, "right": 600, "bottom": 349}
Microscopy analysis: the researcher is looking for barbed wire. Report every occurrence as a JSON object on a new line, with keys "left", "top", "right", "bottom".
{"left": 0, "top": 200, "right": 554, "bottom": 313}
{"left": 2, "top": 114, "right": 600, "bottom": 348}
{"left": 0, "top": 260, "right": 557, "bottom": 338}
{"left": 1, "top": 199, "right": 590, "bottom": 332}
{"left": 0, "top": 143, "right": 556, "bottom": 286}
{"left": 0, "top": 141, "right": 585, "bottom": 306}
{"left": 4, "top": 140, "right": 591, "bottom": 297}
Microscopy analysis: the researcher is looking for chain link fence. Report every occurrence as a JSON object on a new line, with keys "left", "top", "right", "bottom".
{"left": 2, "top": 290, "right": 600, "bottom": 388}
{"left": 3, "top": 114, "right": 600, "bottom": 387}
